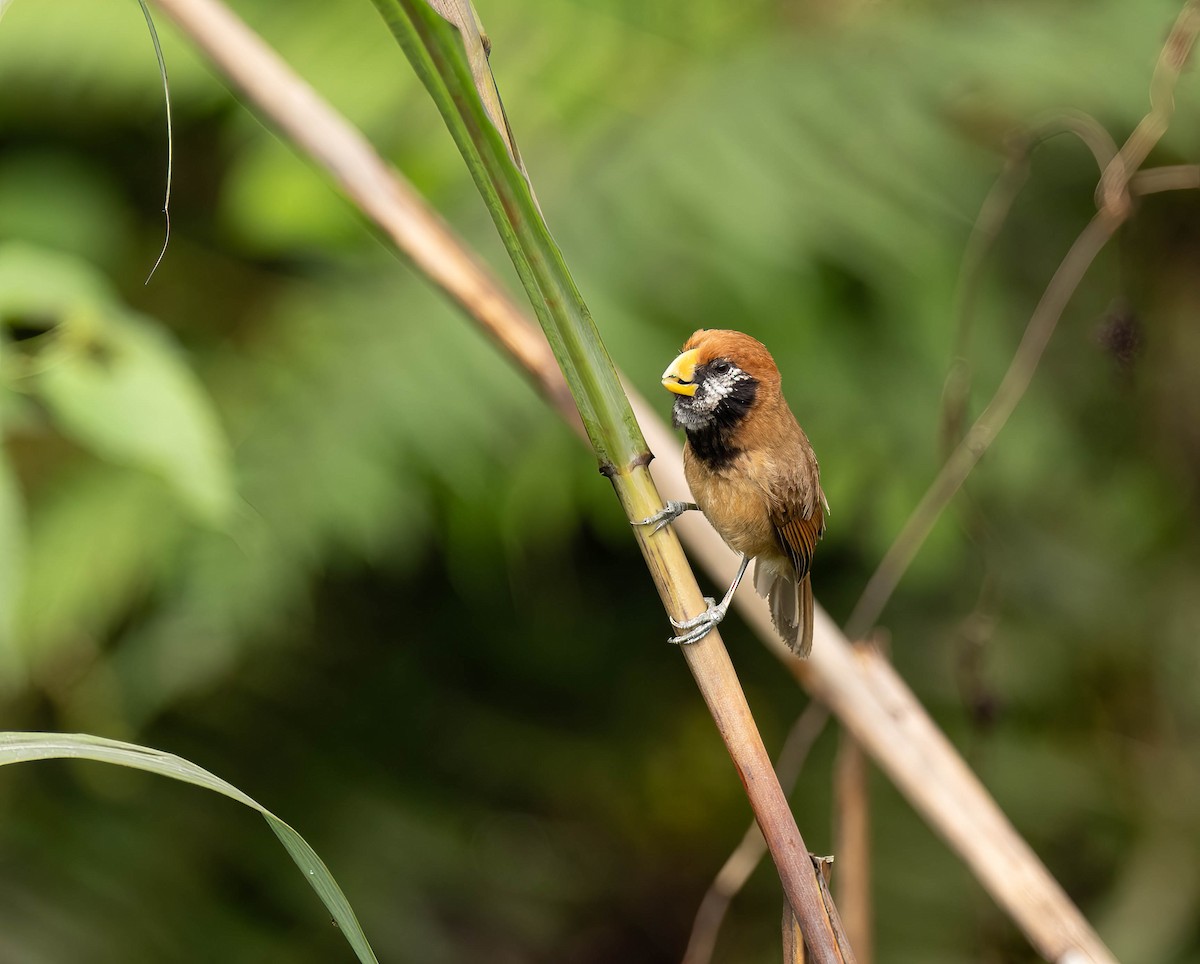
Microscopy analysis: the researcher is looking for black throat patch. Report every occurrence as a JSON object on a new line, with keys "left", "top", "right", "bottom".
{"left": 677, "top": 373, "right": 758, "bottom": 470}
{"left": 687, "top": 423, "right": 742, "bottom": 468}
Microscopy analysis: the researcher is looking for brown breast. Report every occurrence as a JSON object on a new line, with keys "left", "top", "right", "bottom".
{"left": 683, "top": 446, "right": 785, "bottom": 561}
{"left": 683, "top": 396, "right": 824, "bottom": 572}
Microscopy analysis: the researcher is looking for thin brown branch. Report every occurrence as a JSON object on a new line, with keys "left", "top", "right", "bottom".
{"left": 783, "top": 859, "right": 841, "bottom": 964}
{"left": 846, "top": 208, "right": 1121, "bottom": 640}
{"left": 942, "top": 111, "right": 1117, "bottom": 450}
{"left": 1131, "top": 163, "right": 1200, "bottom": 195}
{"left": 1098, "top": 0, "right": 1200, "bottom": 216}
{"left": 784, "top": 903, "right": 806, "bottom": 964}
{"left": 812, "top": 856, "right": 854, "bottom": 963}
{"left": 834, "top": 727, "right": 873, "bottom": 964}
{"left": 149, "top": 2, "right": 1117, "bottom": 961}
{"left": 1038, "top": 111, "right": 1121, "bottom": 173}
{"left": 684, "top": 702, "right": 830, "bottom": 964}
{"left": 939, "top": 149, "right": 1027, "bottom": 451}
{"left": 952, "top": 111, "right": 1118, "bottom": 368}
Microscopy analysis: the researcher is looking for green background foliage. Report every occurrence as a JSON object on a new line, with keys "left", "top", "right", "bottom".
{"left": 1, "top": 0, "right": 1199, "bottom": 961}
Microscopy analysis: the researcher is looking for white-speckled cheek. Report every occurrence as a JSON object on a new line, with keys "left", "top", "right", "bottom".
{"left": 671, "top": 363, "right": 750, "bottom": 431}
{"left": 703, "top": 367, "right": 744, "bottom": 403}
{"left": 672, "top": 366, "right": 749, "bottom": 429}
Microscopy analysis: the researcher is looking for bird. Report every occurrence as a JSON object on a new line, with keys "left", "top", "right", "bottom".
{"left": 637, "top": 329, "right": 827, "bottom": 656}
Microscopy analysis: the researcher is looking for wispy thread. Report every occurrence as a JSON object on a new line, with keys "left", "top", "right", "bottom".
{"left": 139, "top": 0, "right": 173, "bottom": 284}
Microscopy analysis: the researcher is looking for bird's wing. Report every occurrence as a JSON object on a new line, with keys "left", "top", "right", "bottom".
{"left": 769, "top": 495, "right": 825, "bottom": 582}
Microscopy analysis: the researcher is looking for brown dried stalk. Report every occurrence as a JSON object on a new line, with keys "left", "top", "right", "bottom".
{"left": 834, "top": 727, "right": 872, "bottom": 964}
{"left": 941, "top": 110, "right": 1117, "bottom": 451}
{"left": 683, "top": 702, "right": 830, "bottom": 964}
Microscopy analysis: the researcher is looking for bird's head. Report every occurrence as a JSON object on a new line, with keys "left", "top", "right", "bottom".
{"left": 661, "top": 329, "right": 780, "bottom": 434}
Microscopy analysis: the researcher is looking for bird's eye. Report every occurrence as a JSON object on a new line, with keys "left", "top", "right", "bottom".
{"left": 709, "top": 359, "right": 731, "bottom": 374}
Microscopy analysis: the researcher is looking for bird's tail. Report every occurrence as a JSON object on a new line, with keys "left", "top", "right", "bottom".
{"left": 754, "top": 559, "right": 813, "bottom": 658}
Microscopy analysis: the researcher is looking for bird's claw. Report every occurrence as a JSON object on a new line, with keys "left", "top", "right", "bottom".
{"left": 668, "top": 596, "right": 728, "bottom": 646}
{"left": 633, "top": 500, "right": 698, "bottom": 534}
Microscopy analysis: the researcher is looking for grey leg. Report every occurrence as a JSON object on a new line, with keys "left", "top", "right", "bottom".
{"left": 668, "top": 554, "right": 750, "bottom": 645}
{"left": 632, "top": 500, "right": 699, "bottom": 534}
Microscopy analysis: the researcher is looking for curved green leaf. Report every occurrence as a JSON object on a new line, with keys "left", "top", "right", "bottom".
{"left": 0, "top": 732, "right": 379, "bottom": 964}
{"left": 34, "top": 311, "right": 234, "bottom": 522}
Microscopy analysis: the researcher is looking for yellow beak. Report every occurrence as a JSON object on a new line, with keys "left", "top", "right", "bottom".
{"left": 661, "top": 349, "right": 700, "bottom": 397}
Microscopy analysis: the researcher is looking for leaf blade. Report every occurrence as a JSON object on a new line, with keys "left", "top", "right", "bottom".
{"left": 0, "top": 732, "right": 379, "bottom": 964}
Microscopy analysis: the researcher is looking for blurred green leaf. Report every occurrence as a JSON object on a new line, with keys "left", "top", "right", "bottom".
{"left": 0, "top": 241, "right": 111, "bottom": 322}
{"left": 14, "top": 465, "right": 180, "bottom": 672}
{"left": 34, "top": 315, "right": 234, "bottom": 522}
{"left": 0, "top": 244, "right": 234, "bottom": 523}
{"left": 0, "top": 449, "right": 23, "bottom": 673}
{"left": 0, "top": 152, "right": 132, "bottom": 268}
{"left": 0, "top": 731, "right": 379, "bottom": 964}
{"left": 220, "top": 136, "right": 362, "bottom": 254}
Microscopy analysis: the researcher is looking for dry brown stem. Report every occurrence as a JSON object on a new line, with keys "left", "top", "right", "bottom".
{"left": 784, "top": 902, "right": 806, "bottom": 964}
{"left": 941, "top": 110, "right": 1117, "bottom": 449}
{"left": 834, "top": 728, "right": 872, "bottom": 964}
{"left": 1132, "top": 164, "right": 1200, "bottom": 195}
{"left": 684, "top": 702, "right": 829, "bottom": 964}
{"left": 1098, "top": 0, "right": 1200, "bottom": 217}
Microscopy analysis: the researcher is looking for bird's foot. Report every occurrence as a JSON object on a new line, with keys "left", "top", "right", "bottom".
{"left": 668, "top": 596, "right": 730, "bottom": 646}
{"left": 633, "top": 500, "right": 699, "bottom": 534}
